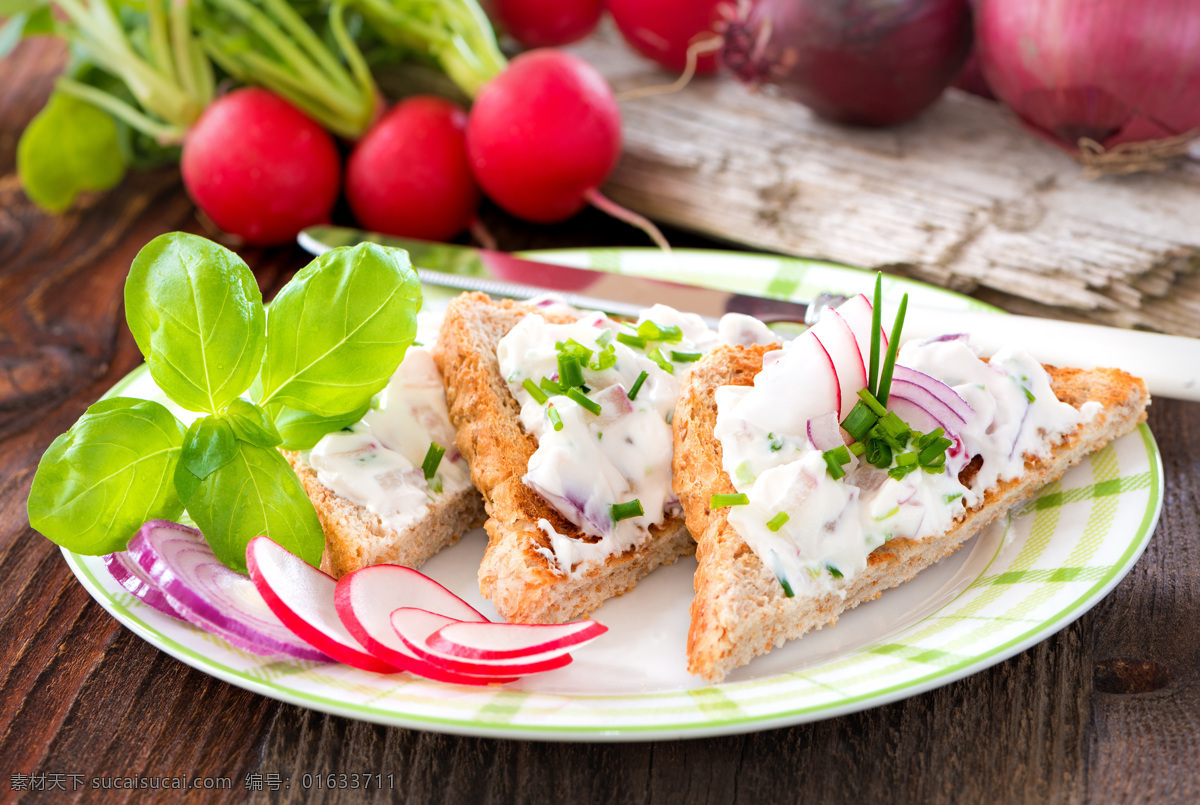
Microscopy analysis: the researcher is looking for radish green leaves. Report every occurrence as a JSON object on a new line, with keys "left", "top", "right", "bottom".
{"left": 28, "top": 233, "right": 421, "bottom": 572}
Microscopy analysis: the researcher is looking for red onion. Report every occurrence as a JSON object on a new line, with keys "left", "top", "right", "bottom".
{"left": 976, "top": 0, "right": 1200, "bottom": 159}
{"left": 722, "top": 0, "right": 974, "bottom": 126}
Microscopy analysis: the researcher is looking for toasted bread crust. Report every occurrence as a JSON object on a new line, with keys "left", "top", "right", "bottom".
{"left": 435, "top": 293, "right": 694, "bottom": 624}
{"left": 674, "top": 345, "right": 1150, "bottom": 682}
{"left": 284, "top": 451, "right": 486, "bottom": 578}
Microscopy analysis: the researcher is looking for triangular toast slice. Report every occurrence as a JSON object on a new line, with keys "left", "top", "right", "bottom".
{"left": 673, "top": 343, "right": 1149, "bottom": 682}
{"left": 435, "top": 293, "right": 694, "bottom": 623}
{"left": 283, "top": 346, "right": 486, "bottom": 577}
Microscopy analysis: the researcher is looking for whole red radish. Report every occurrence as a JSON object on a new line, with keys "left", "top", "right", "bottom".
{"left": 608, "top": 0, "right": 726, "bottom": 75}
{"left": 466, "top": 49, "right": 621, "bottom": 223}
{"left": 346, "top": 96, "right": 480, "bottom": 241}
{"left": 488, "top": 0, "right": 605, "bottom": 48}
{"left": 181, "top": 88, "right": 340, "bottom": 246}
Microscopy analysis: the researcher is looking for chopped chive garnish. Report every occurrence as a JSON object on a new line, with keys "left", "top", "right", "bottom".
{"left": 848, "top": 440, "right": 866, "bottom": 457}
{"left": 648, "top": 348, "right": 674, "bottom": 374}
{"left": 766, "top": 511, "right": 790, "bottom": 532}
{"left": 617, "top": 332, "right": 646, "bottom": 350}
{"left": 611, "top": 499, "right": 644, "bottom": 522}
{"left": 421, "top": 442, "right": 446, "bottom": 480}
{"left": 869, "top": 274, "right": 882, "bottom": 397}
{"left": 560, "top": 338, "right": 593, "bottom": 361}
{"left": 826, "top": 564, "right": 844, "bottom": 579}
{"left": 823, "top": 446, "right": 850, "bottom": 479}
{"left": 558, "top": 353, "right": 584, "bottom": 389}
{"left": 596, "top": 328, "right": 615, "bottom": 346}
{"left": 826, "top": 444, "right": 852, "bottom": 465}
{"left": 547, "top": 406, "right": 563, "bottom": 432}
{"left": 590, "top": 344, "right": 617, "bottom": 371}
{"left": 637, "top": 321, "right": 683, "bottom": 343}
{"left": 943, "top": 492, "right": 963, "bottom": 504}
{"left": 877, "top": 292, "right": 908, "bottom": 406}
{"left": 523, "top": 378, "right": 549, "bottom": 405}
{"left": 857, "top": 387, "right": 888, "bottom": 417}
{"left": 1023, "top": 386, "right": 1036, "bottom": 403}
{"left": 734, "top": 461, "right": 756, "bottom": 485}
{"left": 842, "top": 399, "right": 879, "bottom": 440}
{"left": 670, "top": 350, "right": 702, "bottom": 363}
{"left": 539, "top": 376, "right": 564, "bottom": 397}
{"left": 628, "top": 370, "right": 649, "bottom": 400}
{"left": 427, "top": 474, "right": 443, "bottom": 494}
{"left": 778, "top": 576, "right": 795, "bottom": 598}
{"left": 767, "top": 432, "right": 783, "bottom": 451}
{"left": 895, "top": 451, "right": 918, "bottom": 467}
{"left": 865, "top": 440, "right": 893, "bottom": 468}
{"left": 567, "top": 387, "right": 601, "bottom": 415}
{"left": 888, "top": 464, "right": 916, "bottom": 480}
{"left": 872, "top": 411, "right": 911, "bottom": 448}
{"left": 710, "top": 493, "right": 749, "bottom": 508}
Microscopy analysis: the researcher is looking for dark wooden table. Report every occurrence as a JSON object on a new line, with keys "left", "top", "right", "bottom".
{"left": 3, "top": 38, "right": 1198, "bottom": 804}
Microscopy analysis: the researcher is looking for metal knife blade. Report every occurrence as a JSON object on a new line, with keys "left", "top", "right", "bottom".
{"left": 299, "top": 225, "right": 1200, "bottom": 402}
{"left": 298, "top": 225, "right": 819, "bottom": 325}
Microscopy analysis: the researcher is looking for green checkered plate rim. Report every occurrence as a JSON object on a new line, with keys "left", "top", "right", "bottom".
{"left": 61, "top": 249, "right": 1162, "bottom": 741}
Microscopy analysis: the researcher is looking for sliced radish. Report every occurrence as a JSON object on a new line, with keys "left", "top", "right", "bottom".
{"left": 741, "top": 332, "right": 840, "bottom": 434}
{"left": 334, "top": 565, "right": 516, "bottom": 685}
{"left": 814, "top": 309, "right": 867, "bottom": 420}
{"left": 127, "top": 521, "right": 330, "bottom": 662}
{"left": 104, "top": 551, "right": 185, "bottom": 620}
{"left": 834, "top": 293, "right": 888, "bottom": 367}
{"left": 429, "top": 618, "right": 607, "bottom": 661}
{"left": 246, "top": 537, "right": 398, "bottom": 674}
{"left": 808, "top": 333, "right": 842, "bottom": 417}
{"left": 390, "top": 608, "right": 573, "bottom": 676}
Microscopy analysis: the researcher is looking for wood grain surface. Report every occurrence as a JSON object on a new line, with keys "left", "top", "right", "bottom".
{"left": 570, "top": 27, "right": 1200, "bottom": 338}
{"left": 3, "top": 36, "right": 1199, "bottom": 805}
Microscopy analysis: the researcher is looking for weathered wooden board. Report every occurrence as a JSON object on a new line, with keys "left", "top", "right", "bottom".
{"left": 571, "top": 29, "right": 1200, "bottom": 337}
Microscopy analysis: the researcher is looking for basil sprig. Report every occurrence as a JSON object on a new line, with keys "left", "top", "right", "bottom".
{"left": 27, "top": 233, "right": 421, "bottom": 572}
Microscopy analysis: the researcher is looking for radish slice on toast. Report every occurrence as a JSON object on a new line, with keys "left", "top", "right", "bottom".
{"left": 390, "top": 608, "right": 573, "bottom": 676}
{"left": 429, "top": 618, "right": 607, "bottom": 661}
{"left": 334, "top": 565, "right": 516, "bottom": 685}
{"left": 246, "top": 537, "right": 397, "bottom": 674}
{"left": 126, "top": 521, "right": 331, "bottom": 662}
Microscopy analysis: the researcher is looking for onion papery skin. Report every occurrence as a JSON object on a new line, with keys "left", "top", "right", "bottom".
{"left": 722, "top": 0, "right": 974, "bottom": 127}
{"left": 975, "top": 0, "right": 1200, "bottom": 152}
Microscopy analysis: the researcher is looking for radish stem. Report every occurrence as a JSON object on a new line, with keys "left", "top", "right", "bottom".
{"left": 615, "top": 35, "right": 723, "bottom": 102}
{"left": 585, "top": 189, "right": 672, "bottom": 255}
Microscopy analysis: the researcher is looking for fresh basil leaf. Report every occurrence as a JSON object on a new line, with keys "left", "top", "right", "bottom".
{"left": 255, "top": 243, "right": 420, "bottom": 417}
{"left": 16, "top": 92, "right": 126, "bottom": 213}
{"left": 179, "top": 416, "right": 239, "bottom": 480}
{"left": 125, "top": 233, "right": 267, "bottom": 415}
{"left": 224, "top": 398, "right": 281, "bottom": 448}
{"left": 268, "top": 401, "right": 370, "bottom": 451}
{"left": 27, "top": 397, "right": 186, "bottom": 555}
{"left": 179, "top": 440, "right": 324, "bottom": 572}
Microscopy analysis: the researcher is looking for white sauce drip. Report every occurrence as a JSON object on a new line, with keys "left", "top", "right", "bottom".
{"left": 305, "top": 347, "right": 471, "bottom": 532}
{"left": 715, "top": 335, "right": 1099, "bottom": 599}
{"left": 499, "top": 305, "right": 773, "bottom": 577}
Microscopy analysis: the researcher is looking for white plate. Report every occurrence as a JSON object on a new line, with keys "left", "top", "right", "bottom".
{"left": 61, "top": 250, "right": 1162, "bottom": 741}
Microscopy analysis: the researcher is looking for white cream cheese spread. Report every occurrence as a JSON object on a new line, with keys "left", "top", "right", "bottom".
{"left": 499, "top": 305, "right": 773, "bottom": 577}
{"left": 304, "top": 347, "right": 472, "bottom": 532}
{"left": 714, "top": 327, "right": 1100, "bottom": 599}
